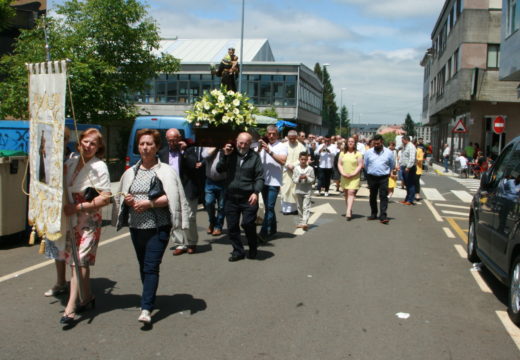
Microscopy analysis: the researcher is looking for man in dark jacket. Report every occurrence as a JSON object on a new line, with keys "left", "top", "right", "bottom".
{"left": 159, "top": 128, "right": 205, "bottom": 255}
{"left": 217, "top": 132, "right": 264, "bottom": 261}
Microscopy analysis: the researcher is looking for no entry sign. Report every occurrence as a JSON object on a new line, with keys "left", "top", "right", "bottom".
{"left": 493, "top": 116, "right": 506, "bottom": 134}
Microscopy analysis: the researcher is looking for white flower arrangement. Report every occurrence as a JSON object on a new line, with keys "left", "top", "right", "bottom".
{"left": 186, "top": 86, "right": 258, "bottom": 130}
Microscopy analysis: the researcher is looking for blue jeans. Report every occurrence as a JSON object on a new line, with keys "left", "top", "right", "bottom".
{"left": 443, "top": 156, "right": 449, "bottom": 172}
{"left": 130, "top": 226, "right": 171, "bottom": 311}
{"left": 401, "top": 165, "right": 417, "bottom": 203}
{"left": 260, "top": 185, "right": 280, "bottom": 235}
{"left": 205, "top": 179, "right": 226, "bottom": 230}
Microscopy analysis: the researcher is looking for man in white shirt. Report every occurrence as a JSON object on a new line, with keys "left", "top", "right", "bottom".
{"left": 258, "top": 125, "right": 287, "bottom": 241}
{"left": 316, "top": 138, "right": 338, "bottom": 196}
{"left": 442, "top": 144, "right": 450, "bottom": 173}
{"left": 399, "top": 135, "right": 417, "bottom": 205}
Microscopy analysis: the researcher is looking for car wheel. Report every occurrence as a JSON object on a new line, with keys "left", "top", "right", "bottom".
{"left": 508, "top": 256, "right": 520, "bottom": 326}
{"left": 467, "top": 217, "right": 479, "bottom": 263}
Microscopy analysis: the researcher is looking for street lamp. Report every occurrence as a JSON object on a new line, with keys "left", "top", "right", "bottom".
{"left": 238, "top": 0, "right": 245, "bottom": 93}
{"left": 340, "top": 87, "right": 346, "bottom": 136}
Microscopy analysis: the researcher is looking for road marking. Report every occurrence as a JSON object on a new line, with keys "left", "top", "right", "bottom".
{"left": 470, "top": 270, "right": 492, "bottom": 293}
{"left": 451, "top": 190, "right": 473, "bottom": 203}
{"left": 422, "top": 188, "right": 446, "bottom": 201}
{"left": 446, "top": 218, "right": 467, "bottom": 244}
{"left": 441, "top": 210, "right": 469, "bottom": 217}
{"left": 443, "top": 227, "right": 456, "bottom": 238}
{"left": 424, "top": 199, "right": 443, "bottom": 222}
{"left": 454, "top": 244, "right": 467, "bottom": 258}
{"left": 294, "top": 203, "right": 337, "bottom": 235}
{"left": 0, "top": 232, "right": 130, "bottom": 284}
{"left": 436, "top": 203, "right": 470, "bottom": 209}
{"left": 496, "top": 311, "right": 520, "bottom": 352}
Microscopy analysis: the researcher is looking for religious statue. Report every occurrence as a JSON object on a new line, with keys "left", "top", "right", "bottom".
{"left": 215, "top": 47, "right": 239, "bottom": 92}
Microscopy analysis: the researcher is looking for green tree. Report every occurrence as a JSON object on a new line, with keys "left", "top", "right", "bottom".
{"left": 0, "top": 0, "right": 15, "bottom": 31}
{"left": 261, "top": 106, "right": 278, "bottom": 119}
{"left": 382, "top": 132, "right": 396, "bottom": 146}
{"left": 402, "top": 113, "right": 416, "bottom": 137}
{"left": 314, "top": 63, "right": 339, "bottom": 135}
{"left": 0, "top": 0, "right": 179, "bottom": 125}
{"left": 336, "top": 105, "right": 350, "bottom": 137}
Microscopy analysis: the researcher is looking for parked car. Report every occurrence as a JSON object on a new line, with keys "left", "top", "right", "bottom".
{"left": 125, "top": 115, "right": 195, "bottom": 168}
{"left": 467, "top": 136, "right": 520, "bottom": 325}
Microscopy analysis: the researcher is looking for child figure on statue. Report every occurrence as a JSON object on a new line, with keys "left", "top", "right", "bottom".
{"left": 292, "top": 152, "right": 315, "bottom": 231}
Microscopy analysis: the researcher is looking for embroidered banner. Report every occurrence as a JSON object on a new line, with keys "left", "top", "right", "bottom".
{"left": 27, "top": 61, "right": 67, "bottom": 240}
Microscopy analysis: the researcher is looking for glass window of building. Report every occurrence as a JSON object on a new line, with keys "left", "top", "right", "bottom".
{"left": 487, "top": 44, "right": 500, "bottom": 68}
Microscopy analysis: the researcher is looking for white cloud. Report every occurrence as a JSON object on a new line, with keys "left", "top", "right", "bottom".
{"left": 336, "top": 0, "right": 445, "bottom": 19}
{"left": 150, "top": 4, "right": 426, "bottom": 125}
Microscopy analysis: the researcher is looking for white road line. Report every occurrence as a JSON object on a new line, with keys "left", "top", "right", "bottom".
{"left": 0, "top": 232, "right": 130, "bottom": 284}
{"left": 441, "top": 210, "right": 469, "bottom": 217}
{"left": 422, "top": 187, "right": 446, "bottom": 201}
{"left": 470, "top": 270, "right": 492, "bottom": 293}
{"left": 496, "top": 311, "right": 520, "bottom": 352}
{"left": 443, "top": 227, "right": 456, "bottom": 238}
{"left": 424, "top": 199, "right": 443, "bottom": 222}
{"left": 436, "top": 203, "right": 470, "bottom": 209}
{"left": 451, "top": 190, "right": 473, "bottom": 203}
{"left": 420, "top": 179, "right": 425, "bottom": 186}
{"left": 454, "top": 244, "right": 467, "bottom": 258}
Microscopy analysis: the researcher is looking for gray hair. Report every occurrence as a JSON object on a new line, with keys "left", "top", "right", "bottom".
{"left": 287, "top": 130, "right": 298, "bottom": 136}
{"left": 266, "top": 125, "right": 277, "bottom": 132}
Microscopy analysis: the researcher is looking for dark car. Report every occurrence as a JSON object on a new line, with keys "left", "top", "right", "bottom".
{"left": 468, "top": 136, "right": 520, "bottom": 325}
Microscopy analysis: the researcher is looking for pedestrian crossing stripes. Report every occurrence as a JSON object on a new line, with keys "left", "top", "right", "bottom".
{"left": 451, "top": 190, "right": 473, "bottom": 203}
{"left": 452, "top": 177, "right": 481, "bottom": 193}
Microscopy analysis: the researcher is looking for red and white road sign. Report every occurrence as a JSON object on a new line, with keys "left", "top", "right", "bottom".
{"left": 493, "top": 116, "right": 505, "bottom": 134}
{"left": 452, "top": 118, "right": 467, "bottom": 133}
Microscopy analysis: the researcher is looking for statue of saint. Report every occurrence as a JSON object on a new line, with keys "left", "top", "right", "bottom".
{"left": 216, "top": 48, "right": 239, "bottom": 92}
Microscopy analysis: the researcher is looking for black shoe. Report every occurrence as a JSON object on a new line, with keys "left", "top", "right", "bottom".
{"left": 60, "top": 314, "right": 75, "bottom": 324}
{"left": 76, "top": 296, "right": 96, "bottom": 313}
{"left": 228, "top": 254, "right": 245, "bottom": 262}
{"left": 346, "top": 216, "right": 352, "bottom": 221}
{"left": 380, "top": 218, "right": 389, "bottom": 224}
{"left": 247, "top": 249, "right": 257, "bottom": 259}
{"left": 367, "top": 215, "right": 378, "bottom": 221}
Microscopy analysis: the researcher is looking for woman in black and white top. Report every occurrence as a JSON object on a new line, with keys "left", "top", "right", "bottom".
{"left": 116, "top": 129, "right": 189, "bottom": 324}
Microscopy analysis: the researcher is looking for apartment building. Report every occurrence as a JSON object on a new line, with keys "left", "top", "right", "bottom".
{"left": 421, "top": 0, "right": 520, "bottom": 161}
{"left": 500, "top": 0, "right": 520, "bottom": 82}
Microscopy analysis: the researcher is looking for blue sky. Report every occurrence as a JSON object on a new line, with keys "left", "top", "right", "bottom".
{"left": 50, "top": 0, "right": 446, "bottom": 125}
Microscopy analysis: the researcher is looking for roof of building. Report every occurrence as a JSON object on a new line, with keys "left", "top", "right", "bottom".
{"left": 158, "top": 38, "right": 275, "bottom": 63}
{"left": 350, "top": 123, "right": 383, "bottom": 132}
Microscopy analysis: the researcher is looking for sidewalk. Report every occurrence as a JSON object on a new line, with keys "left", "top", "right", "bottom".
{"left": 431, "top": 162, "right": 457, "bottom": 177}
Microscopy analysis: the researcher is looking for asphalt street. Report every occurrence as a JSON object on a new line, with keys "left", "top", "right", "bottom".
{"left": 1, "top": 169, "right": 519, "bottom": 359}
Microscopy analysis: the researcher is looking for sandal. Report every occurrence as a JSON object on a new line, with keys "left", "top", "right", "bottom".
{"left": 44, "top": 283, "right": 68, "bottom": 297}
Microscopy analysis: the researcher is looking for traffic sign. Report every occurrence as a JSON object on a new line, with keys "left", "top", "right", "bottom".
{"left": 493, "top": 116, "right": 505, "bottom": 134}
{"left": 452, "top": 118, "right": 467, "bottom": 133}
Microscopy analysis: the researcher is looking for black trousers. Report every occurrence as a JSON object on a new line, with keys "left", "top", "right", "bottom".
{"left": 225, "top": 195, "right": 258, "bottom": 256}
{"left": 317, "top": 168, "right": 333, "bottom": 192}
{"left": 366, "top": 174, "right": 389, "bottom": 220}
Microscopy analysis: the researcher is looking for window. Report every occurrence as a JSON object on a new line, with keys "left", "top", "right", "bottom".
{"left": 456, "top": 0, "right": 464, "bottom": 17}
{"left": 487, "top": 44, "right": 500, "bottom": 69}
{"left": 508, "top": 0, "right": 519, "bottom": 35}
{"left": 447, "top": 58, "right": 452, "bottom": 79}
{"left": 454, "top": 48, "right": 460, "bottom": 74}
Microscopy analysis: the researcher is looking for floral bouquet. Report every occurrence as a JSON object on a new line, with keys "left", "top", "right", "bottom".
{"left": 186, "top": 85, "right": 258, "bottom": 131}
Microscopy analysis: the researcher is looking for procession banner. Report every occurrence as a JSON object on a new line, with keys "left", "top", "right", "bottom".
{"left": 27, "top": 60, "right": 67, "bottom": 240}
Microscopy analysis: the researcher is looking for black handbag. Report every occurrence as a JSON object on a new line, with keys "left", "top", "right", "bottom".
{"left": 148, "top": 175, "right": 165, "bottom": 200}
{"left": 84, "top": 187, "right": 100, "bottom": 202}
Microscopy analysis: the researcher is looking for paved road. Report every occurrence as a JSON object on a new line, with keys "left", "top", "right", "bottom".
{"left": 1, "top": 171, "right": 518, "bottom": 359}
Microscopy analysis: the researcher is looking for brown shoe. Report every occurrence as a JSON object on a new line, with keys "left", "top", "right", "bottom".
{"left": 296, "top": 224, "right": 304, "bottom": 229}
{"left": 402, "top": 201, "right": 413, "bottom": 206}
{"left": 187, "top": 246, "right": 197, "bottom": 254}
{"left": 211, "top": 229, "right": 222, "bottom": 236}
{"left": 206, "top": 227, "right": 214, "bottom": 234}
{"left": 302, "top": 224, "right": 309, "bottom": 231}
{"left": 173, "top": 248, "right": 187, "bottom": 256}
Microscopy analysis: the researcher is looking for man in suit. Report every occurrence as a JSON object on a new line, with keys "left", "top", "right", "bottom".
{"left": 159, "top": 128, "right": 205, "bottom": 255}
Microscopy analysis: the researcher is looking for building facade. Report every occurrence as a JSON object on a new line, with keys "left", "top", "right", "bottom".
{"left": 421, "top": 0, "right": 520, "bottom": 162}
{"left": 500, "top": 0, "right": 520, "bottom": 81}
{"left": 133, "top": 39, "right": 324, "bottom": 133}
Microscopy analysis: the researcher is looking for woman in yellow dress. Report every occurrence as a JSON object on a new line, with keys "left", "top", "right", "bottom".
{"left": 339, "top": 137, "right": 364, "bottom": 221}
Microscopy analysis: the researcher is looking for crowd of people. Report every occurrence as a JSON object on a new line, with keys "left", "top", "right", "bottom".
{"left": 442, "top": 141, "right": 490, "bottom": 178}
{"left": 42, "top": 126, "right": 430, "bottom": 325}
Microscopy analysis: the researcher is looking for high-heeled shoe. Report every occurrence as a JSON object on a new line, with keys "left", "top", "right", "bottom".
{"left": 76, "top": 297, "right": 96, "bottom": 313}
{"left": 60, "top": 313, "right": 75, "bottom": 324}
